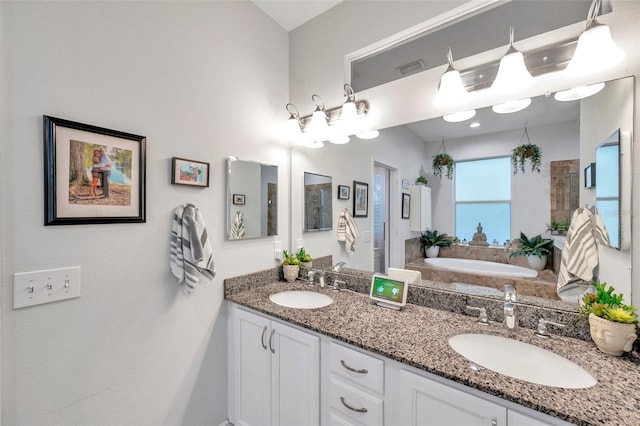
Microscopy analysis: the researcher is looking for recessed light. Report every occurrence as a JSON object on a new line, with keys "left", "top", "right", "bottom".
{"left": 469, "top": 121, "right": 480, "bottom": 128}
{"left": 554, "top": 82, "right": 605, "bottom": 101}
{"left": 492, "top": 98, "right": 531, "bottom": 114}
{"left": 443, "top": 109, "right": 476, "bottom": 122}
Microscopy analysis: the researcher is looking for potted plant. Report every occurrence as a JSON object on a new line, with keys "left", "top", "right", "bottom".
{"left": 432, "top": 153, "right": 455, "bottom": 179}
{"left": 420, "top": 230, "right": 452, "bottom": 258}
{"left": 547, "top": 220, "right": 569, "bottom": 235}
{"left": 296, "top": 247, "right": 312, "bottom": 278}
{"left": 511, "top": 143, "right": 542, "bottom": 174}
{"left": 580, "top": 282, "right": 637, "bottom": 356}
{"left": 415, "top": 176, "right": 428, "bottom": 186}
{"left": 282, "top": 250, "right": 300, "bottom": 283}
{"left": 508, "top": 232, "right": 553, "bottom": 270}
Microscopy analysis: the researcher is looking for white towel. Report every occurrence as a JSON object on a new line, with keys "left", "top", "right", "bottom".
{"left": 337, "top": 208, "right": 360, "bottom": 254}
{"left": 170, "top": 204, "right": 215, "bottom": 295}
{"left": 557, "top": 208, "right": 598, "bottom": 291}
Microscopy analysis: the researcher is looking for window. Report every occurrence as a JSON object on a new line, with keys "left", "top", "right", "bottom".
{"left": 455, "top": 157, "right": 511, "bottom": 243}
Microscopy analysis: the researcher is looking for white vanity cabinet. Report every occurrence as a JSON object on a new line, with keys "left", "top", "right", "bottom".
{"left": 323, "top": 341, "right": 385, "bottom": 426}
{"left": 398, "top": 369, "right": 506, "bottom": 425}
{"left": 228, "top": 306, "right": 320, "bottom": 426}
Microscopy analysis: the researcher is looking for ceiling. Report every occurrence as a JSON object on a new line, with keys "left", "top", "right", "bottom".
{"left": 251, "top": 0, "right": 344, "bottom": 31}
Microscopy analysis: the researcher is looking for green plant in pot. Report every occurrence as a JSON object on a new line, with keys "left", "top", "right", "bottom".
{"left": 282, "top": 250, "right": 300, "bottom": 283}
{"left": 508, "top": 232, "right": 553, "bottom": 271}
{"left": 420, "top": 230, "right": 452, "bottom": 258}
{"left": 296, "top": 247, "right": 312, "bottom": 278}
{"left": 547, "top": 220, "right": 569, "bottom": 235}
{"left": 432, "top": 153, "right": 455, "bottom": 179}
{"left": 580, "top": 281, "right": 638, "bottom": 356}
{"left": 416, "top": 176, "right": 428, "bottom": 185}
{"left": 511, "top": 143, "right": 542, "bottom": 174}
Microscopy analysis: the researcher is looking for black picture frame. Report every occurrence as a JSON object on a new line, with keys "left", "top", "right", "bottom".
{"left": 584, "top": 162, "right": 596, "bottom": 189}
{"left": 402, "top": 193, "right": 411, "bottom": 219}
{"left": 338, "top": 185, "right": 350, "bottom": 200}
{"left": 171, "top": 157, "right": 210, "bottom": 187}
{"left": 44, "top": 115, "right": 146, "bottom": 225}
{"left": 233, "top": 194, "right": 246, "bottom": 205}
{"left": 353, "top": 181, "right": 368, "bottom": 217}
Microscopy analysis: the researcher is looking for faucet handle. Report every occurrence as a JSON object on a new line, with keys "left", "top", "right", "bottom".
{"left": 466, "top": 306, "right": 489, "bottom": 326}
{"left": 333, "top": 279, "right": 345, "bottom": 292}
{"left": 504, "top": 284, "right": 516, "bottom": 302}
{"left": 535, "top": 319, "right": 565, "bottom": 338}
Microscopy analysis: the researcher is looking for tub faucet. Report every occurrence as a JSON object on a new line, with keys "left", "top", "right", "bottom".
{"left": 504, "top": 284, "right": 517, "bottom": 329}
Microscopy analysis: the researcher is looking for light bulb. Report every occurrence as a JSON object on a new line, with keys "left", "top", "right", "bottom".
{"left": 554, "top": 82, "right": 605, "bottom": 101}
{"left": 492, "top": 98, "right": 531, "bottom": 114}
{"left": 443, "top": 110, "right": 476, "bottom": 123}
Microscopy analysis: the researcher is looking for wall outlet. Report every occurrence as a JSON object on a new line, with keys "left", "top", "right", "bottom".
{"left": 14, "top": 266, "right": 81, "bottom": 309}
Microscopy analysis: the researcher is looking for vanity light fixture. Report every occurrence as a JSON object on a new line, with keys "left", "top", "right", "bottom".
{"left": 492, "top": 98, "right": 532, "bottom": 114}
{"left": 285, "top": 84, "right": 375, "bottom": 146}
{"left": 491, "top": 26, "right": 533, "bottom": 94}
{"left": 554, "top": 82, "right": 605, "bottom": 101}
{"left": 564, "top": 0, "right": 625, "bottom": 77}
{"left": 433, "top": 47, "right": 469, "bottom": 107}
{"left": 443, "top": 109, "right": 476, "bottom": 123}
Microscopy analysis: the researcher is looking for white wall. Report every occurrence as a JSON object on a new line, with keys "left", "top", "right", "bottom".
{"left": 290, "top": 0, "right": 640, "bottom": 304}
{"left": 0, "top": 2, "right": 288, "bottom": 425}
{"left": 426, "top": 120, "right": 580, "bottom": 240}
{"left": 580, "top": 77, "right": 634, "bottom": 301}
{"left": 291, "top": 125, "right": 427, "bottom": 271}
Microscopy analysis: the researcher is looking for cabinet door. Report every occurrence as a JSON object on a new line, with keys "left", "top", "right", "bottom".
{"left": 509, "top": 410, "right": 565, "bottom": 426}
{"left": 233, "top": 309, "right": 272, "bottom": 426}
{"left": 400, "top": 370, "right": 506, "bottom": 426}
{"left": 271, "top": 321, "right": 320, "bottom": 426}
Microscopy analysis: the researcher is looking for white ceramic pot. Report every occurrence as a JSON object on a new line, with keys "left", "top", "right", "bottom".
{"left": 588, "top": 313, "right": 637, "bottom": 356}
{"left": 526, "top": 254, "right": 547, "bottom": 271}
{"left": 283, "top": 265, "right": 300, "bottom": 283}
{"left": 426, "top": 246, "right": 440, "bottom": 258}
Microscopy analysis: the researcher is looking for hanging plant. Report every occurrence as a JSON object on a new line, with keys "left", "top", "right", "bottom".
{"left": 511, "top": 125, "right": 542, "bottom": 174}
{"left": 432, "top": 138, "right": 455, "bottom": 179}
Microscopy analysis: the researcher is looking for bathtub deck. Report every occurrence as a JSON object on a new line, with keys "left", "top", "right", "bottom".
{"left": 405, "top": 259, "right": 560, "bottom": 300}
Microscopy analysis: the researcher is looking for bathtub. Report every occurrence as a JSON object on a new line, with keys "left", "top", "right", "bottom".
{"left": 423, "top": 258, "right": 538, "bottom": 278}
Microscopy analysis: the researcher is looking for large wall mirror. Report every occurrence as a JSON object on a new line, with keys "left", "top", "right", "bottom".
{"left": 226, "top": 157, "right": 277, "bottom": 240}
{"left": 304, "top": 172, "right": 333, "bottom": 232}
{"left": 290, "top": 75, "right": 634, "bottom": 308}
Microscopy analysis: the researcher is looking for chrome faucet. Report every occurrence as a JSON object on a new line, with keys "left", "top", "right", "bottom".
{"left": 307, "top": 269, "right": 320, "bottom": 286}
{"left": 333, "top": 261, "right": 347, "bottom": 273}
{"left": 504, "top": 284, "right": 517, "bottom": 329}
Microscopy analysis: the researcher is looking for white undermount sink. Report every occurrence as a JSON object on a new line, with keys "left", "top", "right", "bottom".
{"left": 269, "top": 291, "right": 333, "bottom": 309}
{"left": 448, "top": 334, "right": 596, "bottom": 389}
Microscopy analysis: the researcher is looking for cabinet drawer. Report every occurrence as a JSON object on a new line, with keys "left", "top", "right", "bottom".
{"left": 329, "top": 342, "right": 384, "bottom": 394}
{"left": 329, "top": 377, "right": 383, "bottom": 426}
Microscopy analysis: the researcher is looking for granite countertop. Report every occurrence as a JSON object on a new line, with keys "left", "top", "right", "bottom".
{"left": 226, "top": 280, "right": 640, "bottom": 426}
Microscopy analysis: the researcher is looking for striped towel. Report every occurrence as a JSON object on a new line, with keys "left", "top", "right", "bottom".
{"left": 557, "top": 208, "right": 598, "bottom": 291}
{"left": 592, "top": 207, "right": 611, "bottom": 246}
{"left": 337, "top": 208, "right": 360, "bottom": 254}
{"left": 170, "top": 204, "right": 215, "bottom": 295}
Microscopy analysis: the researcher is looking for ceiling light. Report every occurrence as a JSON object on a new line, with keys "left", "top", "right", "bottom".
{"left": 492, "top": 98, "right": 532, "bottom": 114}
{"left": 339, "top": 84, "right": 360, "bottom": 131}
{"left": 305, "top": 140, "right": 324, "bottom": 149}
{"left": 443, "top": 110, "right": 476, "bottom": 123}
{"left": 565, "top": 0, "right": 625, "bottom": 77}
{"left": 554, "top": 82, "right": 605, "bottom": 101}
{"left": 491, "top": 26, "right": 533, "bottom": 94}
{"left": 329, "top": 135, "right": 350, "bottom": 144}
{"left": 309, "top": 94, "right": 329, "bottom": 137}
{"left": 356, "top": 130, "right": 379, "bottom": 140}
{"left": 469, "top": 121, "right": 480, "bottom": 128}
{"left": 285, "top": 103, "right": 302, "bottom": 141}
{"left": 433, "top": 48, "right": 469, "bottom": 107}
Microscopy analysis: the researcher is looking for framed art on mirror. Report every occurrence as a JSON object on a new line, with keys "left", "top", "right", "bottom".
{"left": 43, "top": 115, "right": 146, "bottom": 225}
{"left": 353, "top": 181, "right": 368, "bottom": 217}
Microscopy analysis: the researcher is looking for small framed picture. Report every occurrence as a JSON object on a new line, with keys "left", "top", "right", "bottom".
{"left": 43, "top": 115, "right": 146, "bottom": 225}
{"left": 233, "top": 194, "right": 246, "bottom": 205}
{"left": 171, "top": 157, "right": 210, "bottom": 187}
{"left": 353, "top": 181, "right": 368, "bottom": 217}
{"left": 402, "top": 179, "right": 411, "bottom": 190}
{"left": 402, "top": 193, "right": 411, "bottom": 219}
{"left": 338, "top": 185, "right": 350, "bottom": 200}
{"left": 584, "top": 163, "right": 596, "bottom": 189}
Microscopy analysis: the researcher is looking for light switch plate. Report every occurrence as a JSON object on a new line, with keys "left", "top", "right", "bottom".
{"left": 274, "top": 241, "right": 283, "bottom": 261}
{"left": 14, "top": 266, "right": 81, "bottom": 309}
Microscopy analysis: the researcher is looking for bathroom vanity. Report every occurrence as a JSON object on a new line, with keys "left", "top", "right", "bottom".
{"left": 225, "top": 278, "right": 640, "bottom": 426}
